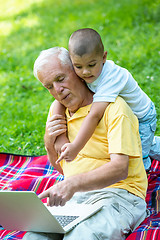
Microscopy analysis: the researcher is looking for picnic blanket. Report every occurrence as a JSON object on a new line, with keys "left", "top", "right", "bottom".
{"left": 126, "top": 159, "right": 160, "bottom": 240}
{"left": 0, "top": 153, "right": 64, "bottom": 239}
{"left": 0, "top": 153, "right": 159, "bottom": 240}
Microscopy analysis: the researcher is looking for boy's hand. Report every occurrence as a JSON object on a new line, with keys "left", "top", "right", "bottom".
{"left": 54, "top": 134, "right": 69, "bottom": 155}
{"left": 56, "top": 143, "right": 79, "bottom": 163}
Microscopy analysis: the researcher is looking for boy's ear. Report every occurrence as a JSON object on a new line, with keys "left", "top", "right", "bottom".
{"left": 103, "top": 51, "right": 107, "bottom": 63}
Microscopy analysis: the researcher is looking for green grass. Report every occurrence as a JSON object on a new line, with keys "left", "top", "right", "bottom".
{"left": 0, "top": 0, "right": 160, "bottom": 155}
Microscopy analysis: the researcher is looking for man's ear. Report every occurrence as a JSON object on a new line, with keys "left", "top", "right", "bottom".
{"left": 103, "top": 51, "right": 107, "bottom": 63}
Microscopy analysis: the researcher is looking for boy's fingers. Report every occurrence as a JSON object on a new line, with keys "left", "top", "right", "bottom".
{"left": 56, "top": 144, "right": 69, "bottom": 163}
{"left": 56, "top": 153, "right": 64, "bottom": 163}
{"left": 61, "top": 144, "right": 67, "bottom": 152}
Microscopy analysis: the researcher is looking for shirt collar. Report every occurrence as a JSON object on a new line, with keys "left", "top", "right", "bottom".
{"left": 66, "top": 104, "right": 92, "bottom": 121}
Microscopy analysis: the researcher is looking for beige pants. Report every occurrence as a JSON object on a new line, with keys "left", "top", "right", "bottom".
{"left": 23, "top": 188, "right": 147, "bottom": 240}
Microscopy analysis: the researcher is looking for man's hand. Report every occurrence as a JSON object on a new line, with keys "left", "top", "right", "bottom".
{"left": 56, "top": 142, "right": 79, "bottom": 163}
{"left": 39, "top": 178, "right": 75, "bottom": 207}
{"left": 46, "top": 114, "right": 67, "bottom": 137}
{"left": 45, "top": 114, "right": 67, "bottom": 150}
{"left": 44, "top": 114, "right": 67, "bottom": 172}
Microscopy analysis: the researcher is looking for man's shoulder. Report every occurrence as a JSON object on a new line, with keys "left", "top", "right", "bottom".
{"left": 108, "top": 96, "right": 127, "bottom": 110}
{"left": 104, "top": 97, "right": 139, "bottom": 133}
{"left": 48, "top": 101, "right": 56, "bottom": 117}
{"left": 106, "top": 97, "right": 136, "bottom": 119}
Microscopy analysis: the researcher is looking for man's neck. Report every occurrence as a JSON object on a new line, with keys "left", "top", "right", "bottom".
{"left": 69, "top": 91, "right": 93, "bottom": 117}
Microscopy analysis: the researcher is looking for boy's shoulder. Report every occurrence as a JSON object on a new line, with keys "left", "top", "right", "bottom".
{"left": 105, "top": 59, "right": 128, "bottom": 72}
{"left": 102, "top": 60, "right": 123, "bottom": 77}
{"left": 104, "top": 60, "right": 115, "bottom": 69}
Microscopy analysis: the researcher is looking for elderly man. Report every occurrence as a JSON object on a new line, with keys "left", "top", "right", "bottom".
{"left": 23, "top": 47, "right": 148, "bottom": 240}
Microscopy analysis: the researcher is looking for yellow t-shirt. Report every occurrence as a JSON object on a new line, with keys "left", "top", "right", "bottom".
{"left": 49, "top": 97, "right": 148, "bottom": 200}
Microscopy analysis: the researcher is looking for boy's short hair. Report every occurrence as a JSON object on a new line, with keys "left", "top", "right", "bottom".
{"left": 69, "top": 28, "right": 104, "bottom": 57}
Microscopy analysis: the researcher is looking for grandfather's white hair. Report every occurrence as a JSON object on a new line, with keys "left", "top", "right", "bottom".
{"left": 33, "top": 47, "right": 72, "bottom": 80}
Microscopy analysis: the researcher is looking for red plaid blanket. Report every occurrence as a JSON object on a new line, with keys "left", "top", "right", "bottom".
{"left": 0, "top": 153, "right": 64, "bottom": 239}
{"left": 126, "top": 159, "right": 160, "bottom": 240}
{"left": 0, "top": 153, "right": 159, "bottom": 240}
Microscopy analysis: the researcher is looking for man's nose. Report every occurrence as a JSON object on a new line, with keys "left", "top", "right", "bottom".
{"left": 53, "top": 82, "right": 63, "bottom": 94}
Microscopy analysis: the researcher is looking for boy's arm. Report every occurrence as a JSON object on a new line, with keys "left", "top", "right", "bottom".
{"left": 52, "top": 100, "right": 69, "bottom": 155}
{"left": 57, "top": 102, "right": 110, "bottom": 162}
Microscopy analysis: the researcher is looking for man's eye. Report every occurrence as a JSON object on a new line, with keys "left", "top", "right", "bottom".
{"left": 46, "top": 85, "right": 53, "bottom": 90}
{"left": 58, "top": 77, "right": 64, "bottom": 82}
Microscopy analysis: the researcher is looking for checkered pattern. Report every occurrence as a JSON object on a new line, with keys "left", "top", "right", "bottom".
{"left": 126, "top": 159, "right": 160, "bottom": 240}
{"left": 0, "top": 153, "right": 64, "bottom": 239}
{"left": 0, "top": 153, "right": 159, "bottom": 239}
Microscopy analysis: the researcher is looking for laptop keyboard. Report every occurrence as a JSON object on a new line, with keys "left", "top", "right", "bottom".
{"left": 54, "top": 215, "right": 79, "bottom": 227}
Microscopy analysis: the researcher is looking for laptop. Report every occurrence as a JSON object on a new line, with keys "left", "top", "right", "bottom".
{"left": 0, "top": 191, "right": 103, "bottom": 233}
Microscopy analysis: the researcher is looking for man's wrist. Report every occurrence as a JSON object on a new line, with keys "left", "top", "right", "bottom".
{"left": 44, "top": 132, "right": 55, "bottom": 148}
{"left": 68, "top": 174, "right": 83, "bottom": 193}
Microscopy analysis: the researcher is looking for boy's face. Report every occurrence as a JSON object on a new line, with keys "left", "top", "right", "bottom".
{"left": 70, "top": 51, "right": 107, "bottom": 83}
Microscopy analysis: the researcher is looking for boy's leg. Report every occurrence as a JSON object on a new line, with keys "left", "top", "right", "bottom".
{"left": 139, "top": 102, "right": 157, "bottom": 170}
{"left": 149, "top": 136, "right": 160, "bottom": 161}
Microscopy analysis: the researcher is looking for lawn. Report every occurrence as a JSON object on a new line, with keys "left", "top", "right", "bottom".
{"left": 0, "top": 0, "right": 160, "bottom": 155}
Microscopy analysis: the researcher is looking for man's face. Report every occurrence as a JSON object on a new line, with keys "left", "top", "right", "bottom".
{"left": 37, "top": 55, "right": 85, "bottom": 112}
{"left": 69, "top": 51, "right": 107, "bottom": 84}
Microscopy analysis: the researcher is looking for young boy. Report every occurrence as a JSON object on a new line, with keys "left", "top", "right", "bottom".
{"left": 54, "top": 28, "right": 158, "bottom": 170}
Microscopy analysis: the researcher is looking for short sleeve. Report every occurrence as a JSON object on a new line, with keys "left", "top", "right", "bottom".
{"left": 107, "top": 98, "right": 141, "bottom": 157}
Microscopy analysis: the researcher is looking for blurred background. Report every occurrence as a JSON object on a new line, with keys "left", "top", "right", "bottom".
{"left": 0, "top": 0, "right": 160, "bottom": 155}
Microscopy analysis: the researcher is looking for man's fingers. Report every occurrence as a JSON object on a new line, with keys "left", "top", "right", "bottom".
{"left": 46, "top": 120, "right": 66, "bottom": 129}
{"left": 38, "top": 190, "right": 49, "bottom": 200}
{"left": 48, "top": 114, "right": 66, "bottom": 121}
{"left": 47, "top": 123, "right": 66, "bottom": 132}
{"left": 49, "top": 128, "right": 66, "bottom": 136}
{"left": 46, "top": 115, "right": 66, "bottom": 128}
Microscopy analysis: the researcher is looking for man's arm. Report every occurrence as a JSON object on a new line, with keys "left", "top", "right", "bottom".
{"left": 44, "top": 114, "right": 67, "bottom": 174}
{"left": 51, "top": 100, "right": 69, "bottom": 155}
{"left": 39, "top": 153, "right": 129, "bottom": 206}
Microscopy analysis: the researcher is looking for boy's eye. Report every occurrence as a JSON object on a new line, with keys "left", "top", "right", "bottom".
{"left": 75, "top": 66, "right": 82, "bottom": 69}
{"left": 89, "top": 63, "right": 96, "bottom": 67}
